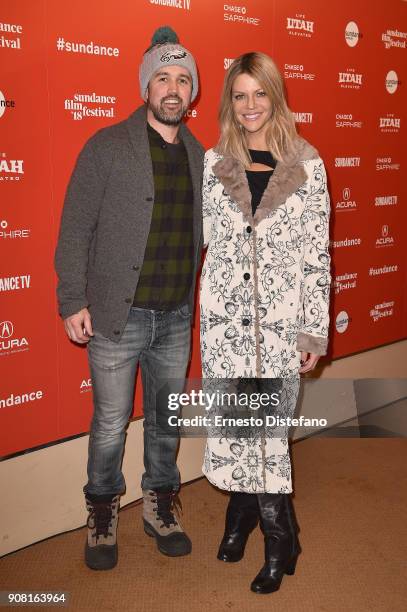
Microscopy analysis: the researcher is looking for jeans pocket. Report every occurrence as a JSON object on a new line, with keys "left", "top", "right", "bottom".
{"left": 176, "top": 304, "right": 192, "bottom": 319}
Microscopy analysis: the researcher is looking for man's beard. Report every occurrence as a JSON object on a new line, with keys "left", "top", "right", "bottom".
{"left": 148, "top": 95, "right": 187, "bottom": 126}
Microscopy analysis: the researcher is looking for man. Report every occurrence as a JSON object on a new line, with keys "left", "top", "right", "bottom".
{"left": 55, "top": 27, "right": 204, "bottom": 570}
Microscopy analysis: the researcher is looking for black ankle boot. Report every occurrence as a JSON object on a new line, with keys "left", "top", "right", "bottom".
{"left": 250, "top": 494, "right": 300, "bottom": 594}
{"left": 217, "top": 492, "right": 259, "bottom": 562}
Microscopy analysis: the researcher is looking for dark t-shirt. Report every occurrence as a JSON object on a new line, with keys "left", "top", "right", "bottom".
{"left": 246, "top": 149, "right": 277, "bottom": 215}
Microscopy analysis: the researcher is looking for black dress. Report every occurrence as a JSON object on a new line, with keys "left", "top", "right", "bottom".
{"left": 246, "top": 149, "right": 277, "bottom": 216}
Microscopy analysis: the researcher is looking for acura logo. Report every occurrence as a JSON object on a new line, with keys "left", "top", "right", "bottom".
{"left": 382, "top": 225, "right": 389, "bottom": 237}
{"left": 343, "top": 187, "right": 351, "bottom": 200}
{"left": 0, "top": 320, "right": 14, "bottom": 339}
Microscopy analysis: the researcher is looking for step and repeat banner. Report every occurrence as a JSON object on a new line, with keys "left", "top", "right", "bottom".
{"left": 1, "top": 0, "right": 406, "bottom": 455}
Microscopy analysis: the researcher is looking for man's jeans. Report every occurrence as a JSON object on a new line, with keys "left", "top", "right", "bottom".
{"left": 83, "top": 305, "right": 191, "bottom": 496}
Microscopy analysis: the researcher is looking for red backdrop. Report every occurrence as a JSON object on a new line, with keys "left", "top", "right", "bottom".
{"left": 1, "top": 0, "right": 406, "bottom": 455}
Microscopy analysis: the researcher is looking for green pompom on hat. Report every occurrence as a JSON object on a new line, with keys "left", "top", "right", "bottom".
{"left": 140, "top": 25, "right": 198, "bottom": 102}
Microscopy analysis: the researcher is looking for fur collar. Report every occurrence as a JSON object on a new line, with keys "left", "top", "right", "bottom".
{"left": 212, "top": 137, "right": 319, "bottom": 226}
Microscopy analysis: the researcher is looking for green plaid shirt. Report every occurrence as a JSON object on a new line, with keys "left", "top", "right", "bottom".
{"left": 132, "top": 123, "right": 194, "bottom": 310}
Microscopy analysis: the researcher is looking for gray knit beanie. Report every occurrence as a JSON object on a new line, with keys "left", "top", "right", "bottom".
{"left": 139, "top": 26, "right": 198, "bottom": 102}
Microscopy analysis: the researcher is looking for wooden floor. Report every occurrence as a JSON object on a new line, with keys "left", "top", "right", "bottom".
{"left": 1, "top": 438, "right": 406, "bottom": 611}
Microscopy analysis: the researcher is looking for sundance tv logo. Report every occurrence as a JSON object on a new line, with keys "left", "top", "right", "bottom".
{"left": 345, "top": 21, "right": 362, "bottom": 47}
{"left": 0, "top": 153, "right": 24, "bottom": 180}
{"left": 294, "top": 111, "right": 313, "bottom": 124}
{"left": 149, "top": 0, "right": 191, "bottom": 10}
{"left": 0, "top": 274, "right": 31, "bottom": 292}
{"left": 0, "top": 320, "right": 29, "bottom": 357}
{"left": 286, "top": 14, "right": 314, "bottom": 38}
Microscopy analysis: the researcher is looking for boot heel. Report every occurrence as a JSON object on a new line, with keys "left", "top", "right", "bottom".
{"left": 285, "top": 555, "right": 298, "bottom": 576}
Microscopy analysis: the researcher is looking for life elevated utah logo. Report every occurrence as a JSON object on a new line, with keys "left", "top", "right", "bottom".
{"left": 339, "top": 68, "right": 363, "bottom": 90}
{"left": 0, "top": 320, "right": 29, "bottom": 357}
{"left": 0, "top": 153, "right": 24, "bottom": 181}
{"left": 379, "top": 114, "right": 400, "bottom": 133}
{"left": 286, "top": 14, "right": 314, "bottom": 38}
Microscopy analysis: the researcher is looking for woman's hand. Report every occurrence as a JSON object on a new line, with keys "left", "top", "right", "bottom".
{"left": 299, "top": 351, "right": 320, "bottom": 373}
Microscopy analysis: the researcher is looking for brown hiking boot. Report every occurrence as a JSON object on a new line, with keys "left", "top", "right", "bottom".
{"left": 85, "top": 494, "right": 120, "bottom": 570}
{"left": 142, "top": 489, "right": 192, "bottom": 557}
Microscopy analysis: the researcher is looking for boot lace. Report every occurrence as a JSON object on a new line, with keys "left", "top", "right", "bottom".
{"left": 153, "top": 491, "right": 182, "bottom": 529}
{"left": 87, "top": 500, "right": 115, "bottom": 541}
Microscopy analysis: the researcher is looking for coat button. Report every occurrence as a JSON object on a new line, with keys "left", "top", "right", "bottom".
{"left": 161, "top": 143, "right": 167, "bottom": 150}
{"left": 246, "top": 226, "right": 252, "bottom": 234}
{"left": 132, "top": 265, "right": 139, "bottom": 271}
{"left": 125, "top": 298, "right": 132, "bottom": 304}
{"left": 242, "top": 318, "right": 250, "bottom": 326}
{"left": 146, "top": 197, "right": 153, "bottom": 202}
{"left": 113, "top": 329, "right": 120, "bottom": 335}
{"left": 243, "top": 273, "right": 250, "bottom": 281}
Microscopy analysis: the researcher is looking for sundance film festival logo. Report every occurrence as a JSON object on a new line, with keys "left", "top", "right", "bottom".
{"left": 385, "top": 70, "right": 400, "bottom": 94}
{"left": 335, "top": 311, "right": 351, "bottom": 334}
{"left": 335, "top": 187, "right": 357, "bottom": 212}
{"left": 0, "top": 21, "right": 23, "bottom": 49}
{"left": 336, "top": 113, "right": 362, "bottom": 129}
{"left": 284, "top": 64, "right": 315, "bottom": 81}
{"left": 149, "top": 0, "right": 191, "bottom": 10}
{"left": 334, "top": 272, "right": 357, "bottom": 295}
{"left": 294, "top": 111, "right": 313, "bottom": 124}
{"left": 286, "top": 15, "right": 314, "bottom": 38}
{"left": 339, "top": 69, "right": 363, "bottom": 90}
{"left": 0, "top": 219, "right": 30, "bottom": 240}
{"left": 345, "top": 21, "right": 362, "bottom": 47}
{"left": 370, "top": 301, "right": 394, "bottom": 323}
{"left": 0, "top": 321, "right": 29, "bottom": 356}
{"left": 0, "top": 153, "right": 24, "bottom": 180}
{"left": 376, "top": 157, "right": 400, "bottom": 171}
{"left": 64, "top": 92, "right": 116, "bottom": 121}
{"left": 375, "top": 224, "right": 394, "bottom": 248}
{"left": 382, "top": 28, "right": 406, "bottom": 49}
{"left": 335, "top": 157, "right": 360, "bottom": 168}
{"left": 223, "top": 4, "right": 260, "bottom": 26}
{"left": 0, "top": 90, "right": 16, "bottom": 118}
{"left": 379, "top": 114, "right": 400, "bottom": 133}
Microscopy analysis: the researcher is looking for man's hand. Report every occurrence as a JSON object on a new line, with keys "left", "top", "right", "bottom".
{"left": 299, "top": 351, "right": 320, "bottom": 374}
{"left": 64, "top": 308, "right": 94, "bottom": 344}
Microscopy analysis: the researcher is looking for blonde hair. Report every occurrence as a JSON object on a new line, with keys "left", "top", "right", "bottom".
{"left": 216, "top": 52, "right": 298, "bottom": 166}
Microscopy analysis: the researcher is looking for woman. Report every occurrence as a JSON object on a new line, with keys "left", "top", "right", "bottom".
{"left": 200, "top": 52, "right": 331, "bottom": 594}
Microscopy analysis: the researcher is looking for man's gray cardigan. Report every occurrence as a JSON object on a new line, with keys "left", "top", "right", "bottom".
{"left": 54, "top": 105, "right": 204, "bottom": 342}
